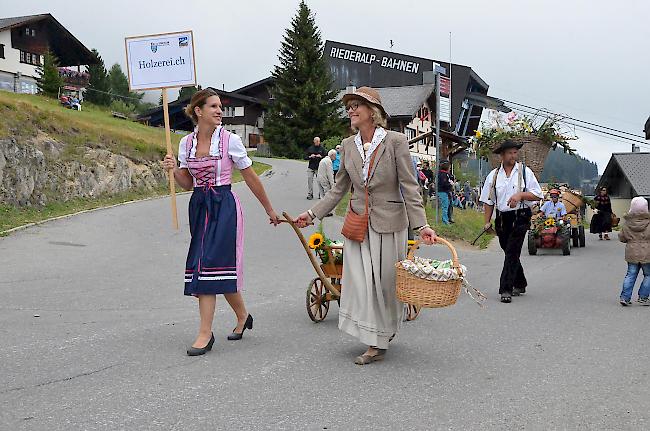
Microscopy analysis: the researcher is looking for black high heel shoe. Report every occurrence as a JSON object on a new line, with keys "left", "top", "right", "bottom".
{"left": 227, "top": 314, "right": 253, "bottom": 341}
{"left": 186, "top": 333, "right": 214, "bottom": 356}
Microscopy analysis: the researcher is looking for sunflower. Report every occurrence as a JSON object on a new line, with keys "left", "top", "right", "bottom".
{"left": 544, "top": 218, "right": 555, "bottom": 227}
{"left": 308, "top": 233, "right": 324, "bottom": 249}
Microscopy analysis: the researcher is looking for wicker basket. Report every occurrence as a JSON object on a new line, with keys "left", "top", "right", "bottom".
{"left": 395, "top": 238, "right": 462, "bottom": 308}
{"left": 488, "top": 135, "right": 552, "bottom": 179}
{"left": 561, "top": 190, "right": 583, "bottom": 215}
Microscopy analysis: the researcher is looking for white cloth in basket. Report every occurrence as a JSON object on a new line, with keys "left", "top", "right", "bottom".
{"left": 399, "top": 256, "right": 467, "bottom": 281}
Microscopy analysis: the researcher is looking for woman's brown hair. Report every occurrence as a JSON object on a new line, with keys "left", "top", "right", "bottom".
{"left": 184, "top": 88, "right": 219, "bottom": 124}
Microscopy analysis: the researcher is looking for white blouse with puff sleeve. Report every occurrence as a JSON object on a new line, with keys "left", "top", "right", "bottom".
{"left": 177, "top": 126, "right": 252, "bottom": 170}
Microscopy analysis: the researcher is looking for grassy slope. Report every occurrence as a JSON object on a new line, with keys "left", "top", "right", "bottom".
{"left": 0, "top": 91, "right": 167, "bottom": 161}
{"left": 0, "top": 92, "right": 270, "bottom": 233}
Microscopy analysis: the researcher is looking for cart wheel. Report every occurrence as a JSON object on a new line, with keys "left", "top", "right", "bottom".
{"left": 578, "top": 225, "right": 586, "bottom": 247}
{"left": 562, "top": 237, "right": 571, "bottom": 256}
{"left": 306, "top": 278, "right": 329, "bottom": 322}
{"left": 404, "top": 304, "right": 421, "bottom": 321}
{"left": 527, "top": 231, "right": 537, "bottom": 255}
{"left": 571, "top": 227, "right": 579, "bottom": 247}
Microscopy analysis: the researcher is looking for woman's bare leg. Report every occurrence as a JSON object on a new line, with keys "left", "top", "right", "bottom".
{"left": 224, "top": 292, "right": 248, "bottom": 332}
{"left": 193, "top": 294, "right": 216, "bottom": 347}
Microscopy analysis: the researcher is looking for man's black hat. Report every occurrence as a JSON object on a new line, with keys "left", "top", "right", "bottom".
{"left": 492, "top": 139, "right": 524, "bottom": 154}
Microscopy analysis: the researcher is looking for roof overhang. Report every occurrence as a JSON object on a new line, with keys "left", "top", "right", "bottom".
{"left": 1, "top": 14, "right": 96, "bottom": 66}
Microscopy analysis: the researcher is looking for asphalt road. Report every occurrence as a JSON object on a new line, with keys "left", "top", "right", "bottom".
{"left": 1, "top": 157, "right": 648, "bottom": 431}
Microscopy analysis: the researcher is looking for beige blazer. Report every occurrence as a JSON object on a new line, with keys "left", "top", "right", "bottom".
{"left": 311, "top": 130, "right": 427, "bottom": 233}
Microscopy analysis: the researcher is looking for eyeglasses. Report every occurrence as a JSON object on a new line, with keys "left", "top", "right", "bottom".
{"left": 346, "top": 101, "right": 362, "bottom": 111}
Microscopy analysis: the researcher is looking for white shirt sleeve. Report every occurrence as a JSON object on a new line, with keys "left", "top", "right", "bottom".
{"left": 524, "top": 167, "right": 543, "bottom": 199}
{"left": 479, "top": 170, "right": 495, "bottom": 205}
{"left": 228, "top": 133, "right": 253, "bottom": 170}
{"left": 178, "top": 135, "right": 189, "bottom": 169}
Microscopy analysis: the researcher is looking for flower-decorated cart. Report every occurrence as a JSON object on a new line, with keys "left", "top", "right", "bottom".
{"left": 528, "top": 214, "right": 572, "bottom": 256}
{"left": 527, "top": 184, "right": 587, "bottom": 255}
{"left": 282, "top": 212, "right": 421, "bottom": 322}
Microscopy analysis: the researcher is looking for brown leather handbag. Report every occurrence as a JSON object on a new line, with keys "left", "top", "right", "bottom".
{"left": 341, "top": 148, "right": 378, "bottom": 242}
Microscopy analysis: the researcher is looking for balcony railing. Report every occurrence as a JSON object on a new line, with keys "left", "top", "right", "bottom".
{"left": 58, "top": 68, "right": 89, "bottom": 87}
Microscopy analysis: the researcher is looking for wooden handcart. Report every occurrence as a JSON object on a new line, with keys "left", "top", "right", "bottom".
{"left": 282, "top": 212, "right": 420, "bottom": 322}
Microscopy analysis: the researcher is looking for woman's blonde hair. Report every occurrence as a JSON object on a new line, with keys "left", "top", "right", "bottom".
{"left": 351, "top": 101, "right": 387, "bottom": 131}
{"left": 184, "top": 88, "right": 219, "bottom": 124}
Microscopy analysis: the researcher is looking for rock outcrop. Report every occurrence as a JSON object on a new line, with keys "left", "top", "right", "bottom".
{"left": 0, "top": 135, "right": 166, "bottom": 207}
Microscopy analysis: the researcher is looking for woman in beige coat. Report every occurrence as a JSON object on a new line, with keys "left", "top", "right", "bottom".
{"left": 618, "top": 197, "right": 650, "bottom": 306}
{"left": 295, "top": 87, "right": 436, "bottom": 364}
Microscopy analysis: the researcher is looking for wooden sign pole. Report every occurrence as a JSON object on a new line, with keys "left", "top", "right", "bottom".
{"left": 162, "top": 88, "right": 179, "bottom": 230}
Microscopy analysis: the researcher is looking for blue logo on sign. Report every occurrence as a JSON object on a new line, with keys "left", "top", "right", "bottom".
{"left": 151, "top": 43, "right": 158, "bottom": 53}
{"left": 179, "top": 36, "right": 188, "bottom": 47}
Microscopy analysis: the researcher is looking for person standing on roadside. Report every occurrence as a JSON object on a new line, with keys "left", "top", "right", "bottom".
{"left": 618, "top": 197, "right": 650, "bottom": 306}
{"left": 317, "top": 149, "right": 337, "bottom": 199}
{"left": 305, "top": 137, "right": 327, "bottom": 200}
{"left": 421, "top": 161, "right": 434, "bottom": 206}
{"left": 332, "top": 144, "right": 341, "bottom": 181}
{"left": 437, "top": 160, "right": 452, "bottom": 225}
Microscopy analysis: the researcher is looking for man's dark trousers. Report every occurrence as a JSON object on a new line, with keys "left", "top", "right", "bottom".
{"left": 495, "top": 208, "right": 531, "bottom": 294}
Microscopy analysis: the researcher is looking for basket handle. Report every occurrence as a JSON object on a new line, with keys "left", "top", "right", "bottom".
{"left": 408, "top": 238, "right": 462, "bottom": 276}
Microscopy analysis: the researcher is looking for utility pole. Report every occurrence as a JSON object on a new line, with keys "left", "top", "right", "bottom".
{"left": 434, "top": 63, "right": 446, "bottom": 224}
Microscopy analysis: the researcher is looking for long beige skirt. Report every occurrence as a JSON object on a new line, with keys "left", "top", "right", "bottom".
{"left": 339, "top": 226, "right": 408, "bottom": 350}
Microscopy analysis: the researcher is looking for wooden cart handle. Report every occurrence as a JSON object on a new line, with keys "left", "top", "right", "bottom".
{"left": 408, "top": 238, "right": 462, "bottom": 276}
{"left": 281, "top": 212, "right": 340, "bottom": 297}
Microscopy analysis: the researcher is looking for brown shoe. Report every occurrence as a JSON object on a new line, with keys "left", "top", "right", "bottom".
{"left": 354, "top": 349, "right": 386, "bottom": 365}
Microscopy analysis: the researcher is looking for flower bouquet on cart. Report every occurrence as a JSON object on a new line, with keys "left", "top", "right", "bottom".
{"left": 307, "top": 224, "right": 344, "bottom": 281}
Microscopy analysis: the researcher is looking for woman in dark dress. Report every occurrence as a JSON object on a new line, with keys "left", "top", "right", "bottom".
{"left": 590, "top": 187, "right": 612, "bottom": 240}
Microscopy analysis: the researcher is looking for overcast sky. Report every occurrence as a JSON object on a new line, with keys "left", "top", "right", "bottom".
{"left": 5, "top": 0, "right": 649, "bottom": 172}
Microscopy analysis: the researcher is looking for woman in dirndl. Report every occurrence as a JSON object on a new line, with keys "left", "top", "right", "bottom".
{"left": 163, "top": 89, "right": 280, "bottom": 356}
{"left": 590, "top": 186, "right": 613, "bottom": 240}
{"left": 295, "top": 87, "right": 437, "bottom": 365}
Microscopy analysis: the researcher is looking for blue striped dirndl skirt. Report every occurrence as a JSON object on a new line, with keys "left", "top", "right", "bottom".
{"left": 184, "top": 185, "right": 240, "bottom": 296}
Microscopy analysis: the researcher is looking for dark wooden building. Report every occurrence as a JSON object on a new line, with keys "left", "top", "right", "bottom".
{"left": 138, "top": 81, "right": 270, "bottom": 148}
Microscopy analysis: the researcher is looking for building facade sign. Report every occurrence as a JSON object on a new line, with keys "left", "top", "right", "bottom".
{"left": 324, "top": 40, "right": 433, "bottom": 89}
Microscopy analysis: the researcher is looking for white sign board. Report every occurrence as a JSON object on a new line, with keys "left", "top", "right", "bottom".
{"left": 440, "top": 96, "right": 451, "bottom": 124}
{"left": 125, "top": 31, "right": 196, "bottom": 91}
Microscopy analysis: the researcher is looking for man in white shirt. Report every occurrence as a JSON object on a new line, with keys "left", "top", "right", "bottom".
{"left": 317, "top": 149, "right": 337, "bottom": 200}
{"left": 479, "top": 140, "right": 543, "bottom": 303}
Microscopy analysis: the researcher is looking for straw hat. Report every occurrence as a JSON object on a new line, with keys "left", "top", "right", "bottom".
{"left": 342, "top": 86, "right": 387, "bottom": 118}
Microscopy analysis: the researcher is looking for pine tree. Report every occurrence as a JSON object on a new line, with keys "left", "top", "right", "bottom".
{"left": 265, "top": 1, "right": 344, "bottom": 158}
{"left": 108, "top": 63, "right": 130, "bottom": 102}
{"left": 85, "top": 49, "right": 111, "bottom": 106}
{"left": 177, "top": 85, "right": 201, "bottom": 102}
{"left": 36, "top": 51, "right": 63, "bottom": 98}
{"left": 107, "top": 63, "right": 144, "bottom": 106}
